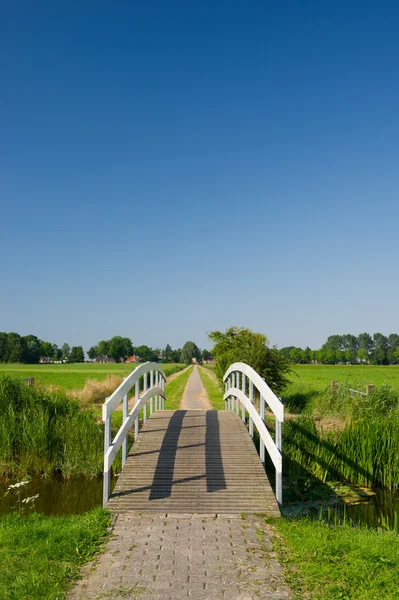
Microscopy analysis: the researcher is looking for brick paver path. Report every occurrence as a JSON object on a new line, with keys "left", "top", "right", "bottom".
{"left": 68, "top": 512, "right": 291, "bottom": 600}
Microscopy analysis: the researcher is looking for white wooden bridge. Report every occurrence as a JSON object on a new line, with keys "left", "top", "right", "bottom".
{"left": 102, "top": 362, "right": 284, "bottom": 515}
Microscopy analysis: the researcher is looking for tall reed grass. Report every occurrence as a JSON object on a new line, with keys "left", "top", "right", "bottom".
{"left": 0, "top": 375, "right": 103, "bottom": 478}
{"left": 284, "top": 415, "right": 399, "bottom": 491}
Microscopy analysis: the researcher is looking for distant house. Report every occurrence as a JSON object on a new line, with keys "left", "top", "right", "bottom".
{"left": 126, "top": 355, "right": 138, "bottom": 364}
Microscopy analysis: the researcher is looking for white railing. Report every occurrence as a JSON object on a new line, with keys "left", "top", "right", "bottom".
{"left": 102, "top": 361, "right": 166, "bottom": 506}
{"left": 223, "top": 362, "right": 284, "bottom": 505}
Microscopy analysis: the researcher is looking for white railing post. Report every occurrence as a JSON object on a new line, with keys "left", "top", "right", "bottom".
{"left": 260, "top": 393, "right": 265, "bottom": 463}
{"left": 103, "top": 405, "right": 112, "bottom": 506}
{"left": 249, "top": 380, "right": 254, "bottom": 438}
{"left": 160, "top": 375, "right": 164, "bottom": 409}
{"left": 135, "top": 380, "right": 139, "bottom": 439}
{"left": 222, "top": 362, "right": 284, "bottom": 506}
{"left": 276, "top": 416, "right": 282, "bottom": 504}
{"left": 235, "top": 372, "right": 240, "bottom": 415}
{"left": 150, "top": 369, "right": 154, "bottom": 414}
{"left": 155, "top": 371, "right": 158, "bottom": 410}
{"left": 241, "top": 374, "right": 246, "bottom": 423}
{"left": 225, "top": 380, "right": 228, "bottom": 409}
{"left": 122, "top": 392, "right": 128, "bottom": 466}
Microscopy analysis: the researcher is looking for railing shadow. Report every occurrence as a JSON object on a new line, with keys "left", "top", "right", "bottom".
{"left": 147, "top": 410, "right": 226, "bottom": 500}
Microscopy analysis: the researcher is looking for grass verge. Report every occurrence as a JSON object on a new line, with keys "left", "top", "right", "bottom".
{"left": 197, "top": 366, "right": 225, "bottom": 410}
{"left": 0, "top": 508, "right": 110, "bottom": 600}
{"left": 165, "top": 366, "right": 193, "bottom": 410}
{"left": 271, "top": 516, "right": 399, "bottom": 600}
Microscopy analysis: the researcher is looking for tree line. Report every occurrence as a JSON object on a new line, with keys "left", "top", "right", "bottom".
{"left": 87, "top": 337, "right": 212, "bottom": 365}
{"left": 280, "top": 332, "right": 399, "bottom": 365}
{"left": 0, "top": 332, "right": 84, "bottom": 363}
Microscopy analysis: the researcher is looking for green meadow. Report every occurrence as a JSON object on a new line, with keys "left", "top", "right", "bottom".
{"left": 0, "top": 362, "right": 185, "bottom": 391}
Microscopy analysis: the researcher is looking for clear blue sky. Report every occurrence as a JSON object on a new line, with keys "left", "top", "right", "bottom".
{"left": 1, "top": 1, "right": 398, "bottom": 353}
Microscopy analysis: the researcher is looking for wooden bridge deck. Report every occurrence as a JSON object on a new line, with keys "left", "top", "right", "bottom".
{"left": 107, "top": 410, "right": 280, "bottom": 516}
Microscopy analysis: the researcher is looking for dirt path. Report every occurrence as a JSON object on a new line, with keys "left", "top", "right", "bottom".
{"left": 180, "top": 365, "right": 211, "bottom": 410}
{"left": 166, "top": 364, "right": 192, "bottom": 384}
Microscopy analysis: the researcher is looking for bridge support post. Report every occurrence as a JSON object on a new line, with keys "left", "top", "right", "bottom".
{"left": 259, "top": 394, "right": 265, "bottom": 463}
{"left": 241, "top": 374, "right": 246, "bottom": 423}
{"left": 103, "top": 405, "right": 112, "bottom": 506}
{"left": 122, "top": 392, "right": 128, "bottom": 467}
{"left": 150, "top": 370, "right": 154, "bottom": 414}
{"left": 249, "top": 380, "right": 254, "bottom": 438}
{"left": 236, "top": 372, "right": 240, "bottom": 415}
{"left": 135, "top": 381, "right": 139, "bottom": 439}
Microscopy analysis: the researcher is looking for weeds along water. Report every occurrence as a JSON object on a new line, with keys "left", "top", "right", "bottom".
{"left": 0, "top": 375, "right": 105, "bottom": 479}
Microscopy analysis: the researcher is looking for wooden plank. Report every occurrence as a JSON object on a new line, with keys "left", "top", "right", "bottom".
{"left": 106, "top": 410, "right": 280, "bottom": 516}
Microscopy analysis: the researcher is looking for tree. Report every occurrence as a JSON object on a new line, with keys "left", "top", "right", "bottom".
{"left": 208, "top": 326, "right": 291, "bottom": 395}
{"left": 22, "top": 335, "right": 42, "bottom": 363}
{"left": 202, "top": 349, "right": 211, "bottom": 361}
{"left": 61, "top": 343, "right": 71, "bottom": 362}
{"left": 97, "top": 340, "right": 110, "bottom": 361}
{"left": 7, "top": 333, "right": 25, "bottom": 363}
{"left": 69, "top": 346, "right": 85, "bottom": 363}
{"left": 387, "top": 334, "right": 399, "bottom": 364}
{"left": 87, "top": 346, "right": 98, "bottom": 360}
{"left": 0, "top": 332, "right": 8, "bottom": 362}
{"left": 108, "top": 336, "right": 133, "bottom": 362}
{"left": 170, "top": 349, "right": 181, "bottom": 363}
{"left": 163, "top": 344, "right": 172, "bottom": 362}
{"left": 358, "top": 333, "right": 373, "bottom": 359}
{"left": 136, "top": 345, "right": 157, "bottom": 362}
{"left": 181, "top": 341, "right": 200, "bottom": 364}
{"left": 394, "top": 347, "right": 399, "bottom": 363}
{"left": 357, "top": 348, "right": 368, "bottom": 363}
{"left": 372, "top": 333, "right": 388, "bottom": 365}
{"left": 289, "top": 348, "right": 301, "bottom": 363}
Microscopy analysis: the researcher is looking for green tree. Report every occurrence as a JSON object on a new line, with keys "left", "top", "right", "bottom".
{"left": 202, "top": 349, "right": 211, "bottom": 361}
{"left": 87, "top": 346, "right": 98, "bottom": 360}
{"left": 181, "top": 341, "right": 200, "bottom": 364}
{"left": 208, "top": 326, "right": 291, "bottom": 395}
{"left": 108, "top": 336, "right": 133, "bottom": 362}
{"left": 387, "top": 334, "right": 399, "bottom": 364}
{"left": 136, "top": 345, "right": 157, "bottom": 362}
{"left": 357, "top": 348, "right": 368, "bottom": 363}
{"left": 372, "top": 333, "right": 388, "bottom": 365}
{"left": 358, "top": 332, "right": 373, "bottom": 359}
{"left": 7, "top": 333, "right": 25, "bottom": 363}
{"left": 96, "top": 340, "right": 110, "bottom": 360}
{"left": 22, "top": 334, "right": 42, "bottom": 363}
{"left": 61, "top": 343, "right": 71, "bottom": 362}
{"left": 163, "top": 344, "right": 172, "bottom": 362}
{"left": 69, "top": 346, "right": 85, "bottom": 363}
{"left": 170, "top": 349, "right": 181, "bottom": 363}
{"left": 0, "top": 333, "right": 9, "bottom": 362}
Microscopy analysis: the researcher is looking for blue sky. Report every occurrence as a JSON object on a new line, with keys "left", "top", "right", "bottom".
{"left": 1, "top": 1, "right": 398, "bottom": 352}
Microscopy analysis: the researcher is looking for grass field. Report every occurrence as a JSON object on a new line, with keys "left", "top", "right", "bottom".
{"left": 0, "top": 508, "right": 110, "bottom": 600}
{"left": 282, "top": 364, "right": 399, "bottom": 413}
{"left": 164, "top": 366, "right": 193, "bottom": 410}
{"left": 197, "top": 366, "right": 225, "bottom": 409}
{"left": 272, "top": 516, "right": 399, "bottom": 600}
{"left": 0, "top": 363, "right": 185, "bottom": 391}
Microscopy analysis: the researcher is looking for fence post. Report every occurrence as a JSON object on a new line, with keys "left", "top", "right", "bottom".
{"left": 331, "top": 380, "right": 338, "bottom": 393}
{"left": 366, "top": 384, "right": 375, "bottom": 395}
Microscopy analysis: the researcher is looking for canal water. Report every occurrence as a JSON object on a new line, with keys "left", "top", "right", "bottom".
{"left": 0, "top": 475, "right": 109, "bottom": 515}
{"left": 0, "top": 475, "right": 398, "bottom": 531}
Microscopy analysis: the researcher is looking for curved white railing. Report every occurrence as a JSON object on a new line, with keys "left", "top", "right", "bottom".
{"left": 223, "top": 362, "right": 284, "bottom": 504}
{"left": 102, "top": 362, "right": 166, "bottom": 506}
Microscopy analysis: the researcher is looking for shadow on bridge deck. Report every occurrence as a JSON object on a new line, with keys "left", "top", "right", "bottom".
{"left": 107, "top": 410, "right": 280, "bottom": 516}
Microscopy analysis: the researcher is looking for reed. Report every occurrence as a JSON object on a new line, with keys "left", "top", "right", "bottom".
{"left": 284, "top": 415, "right": 399, "bottom": 491}
{"left": 0, "top": 375, "right": 103, "bottom": 478}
